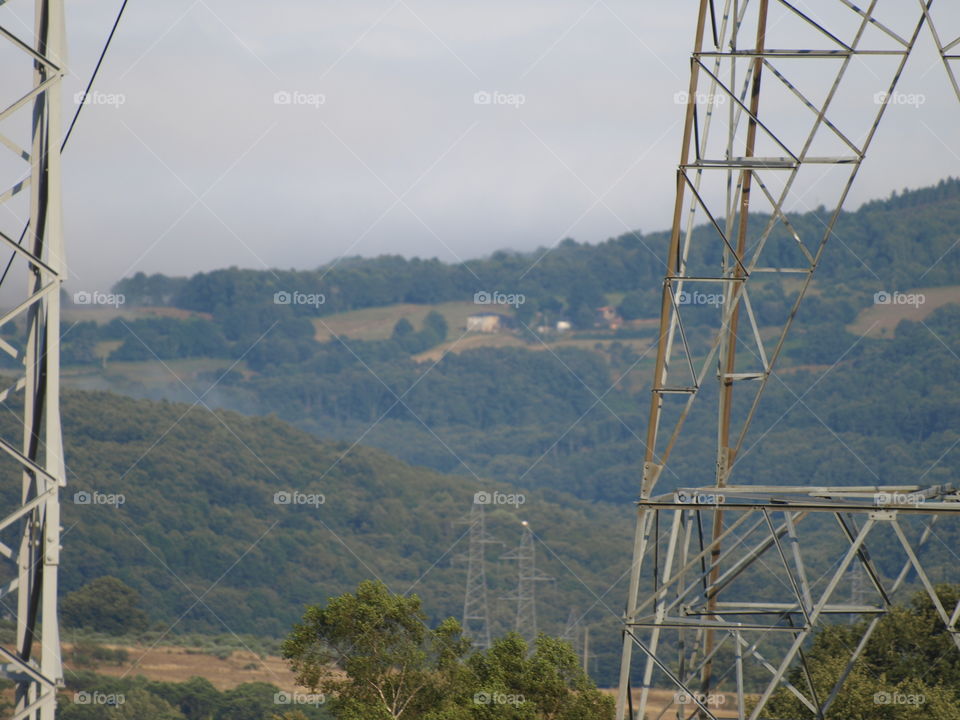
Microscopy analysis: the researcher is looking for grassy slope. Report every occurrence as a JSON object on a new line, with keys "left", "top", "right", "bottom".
{"left": 846, "top": 285, "right": 960, "bottom": 337}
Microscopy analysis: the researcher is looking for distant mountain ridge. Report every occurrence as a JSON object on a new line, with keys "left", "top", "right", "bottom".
{"left": 111, "top": 177, "right": 960, "bottom": 315}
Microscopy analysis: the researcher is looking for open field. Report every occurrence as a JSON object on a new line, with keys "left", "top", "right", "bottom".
{"left": 600, "top": 688, "right": 741, "bottom": 718}
{"left": 61, "top": 642, "right": 301, "bottom": 691}
{"left": 63, "top": 305, "right": 212, "bottom": 324}
{"left": 847, "top": 285, "right": 960, "bottom": 338}
{"left": 62, "top": 356, "right": 236, "bottom": 393}
{"left": 312, "top": 301, "right": 512, "bottom": 342}
{"left": 413, "top": 334, "right": 657, "bottom": 363}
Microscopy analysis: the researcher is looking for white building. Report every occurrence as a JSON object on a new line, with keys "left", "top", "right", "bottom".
{"left": 467, "top": 314, "right": 502, "bottom": 333}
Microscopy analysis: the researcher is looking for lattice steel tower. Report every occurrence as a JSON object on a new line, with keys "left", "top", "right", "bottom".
{"left": 616, "top": 3, "right": 960, "bottom": 719}
{"left": 0, "top": 1, "right": 67, "bottom": 718}
{"left": 457, "top": 502, "right": 497, "bottom": 650}
{"left": 502, "top": 521, "right": 550, "bottom": 648}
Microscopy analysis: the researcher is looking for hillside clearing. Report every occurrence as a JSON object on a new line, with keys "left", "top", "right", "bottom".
{"left": 847, "top": 285, "right": 960, "bottom": 338}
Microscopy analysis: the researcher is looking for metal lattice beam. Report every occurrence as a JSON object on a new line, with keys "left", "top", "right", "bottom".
{"left": 0, "top": 1, "right": 67, "bottom": 718}
{"left": 617, "top": 2, "right": 960, "bottom": 718}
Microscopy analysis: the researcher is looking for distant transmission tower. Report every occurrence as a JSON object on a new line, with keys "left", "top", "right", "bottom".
{"left": 0, "top": 2, "right": 67, "bottom": 718}
{"left": 616, "top": 4, "right": 960, "bottom": 720}
{"left": 502, "top": 521, "right": 551, "bottom": 648}
{"left": 456, "top": 502, "right": 498, "bottom": 650}
{"left": 561, "top": 607, "right": 581, "bottom": 647}
{"left": 562, "top": 608, "right": 590, "bottom": 673}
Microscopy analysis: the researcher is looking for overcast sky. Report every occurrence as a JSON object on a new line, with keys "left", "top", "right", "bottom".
{"left": 48, "top": 1, "right": 960, "bottom": 290}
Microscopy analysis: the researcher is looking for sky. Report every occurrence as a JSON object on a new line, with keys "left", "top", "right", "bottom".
{"left": 13, "top": 1, "right": 960, "bottom": 291}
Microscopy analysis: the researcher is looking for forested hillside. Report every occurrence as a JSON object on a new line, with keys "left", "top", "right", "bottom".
{"left": 112, "top": 177, "right": 960, "bottom": 326}
{"left": 5, "top": 178, "right": 956, "bottom": 693}
{"left": 49, "top": 179, "right": 960, "bottom": 505}
{"left": 0, "top": 388, "right": 634, "bottom": 683}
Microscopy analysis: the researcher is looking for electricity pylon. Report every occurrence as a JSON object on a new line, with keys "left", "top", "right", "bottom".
{"left": 562, "top": 608, "right": 590, "bottom": 673}
{"left": 456, "top": 502, "right": 498, "bottom": 650}
{"left": 561, "top": 607, "right": 581, "bottom": 647}
{"left": 616, "top": 3, "right": 960, "bottom": 719}
{"left": 502, "top": 521, "right": 550, "bottom": 648}
{"left": 0, "top": 2, "right": 67, "bottom": 718}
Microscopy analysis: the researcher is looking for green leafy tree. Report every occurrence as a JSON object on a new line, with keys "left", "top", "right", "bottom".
{"left": 61, "top": 576, "right": 148, "bottom": 635}
{"left": 761, "top": 586, "right": 960, "bottom": 719}
{"left": 149, "top": 676, "right": 222, "bottom": 720}
{"left": 282, "top": 580, "right": 469, "bottom": 720}
{"left": 57, "top": 688, "right": 185, "bottom": 720}
{"left": 465, "top": 633, "right": 613, "bottom": 720}
{"left": 392, "top": 318, "right": 415, "bottom": 338}
{"left": 282, "top": 582, "right": 612, "bottom": 720}
{"left": 616, "top": 291, "right": 647, "bottom": 321}
{"left": 214, "top": 682, "right": 286, "bottom": 720}
{"left": 114, "top": 689, "right": 187, "bottom": 720}
{"left": 423, "top": 311, "right": 448, "bottom": 342}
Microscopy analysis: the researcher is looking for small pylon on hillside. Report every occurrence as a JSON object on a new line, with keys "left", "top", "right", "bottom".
{"left": 502, "top": 521, "right": 551, "bottom": 649}
{"left": 455, "top": 502, "right": 499, "bottom": 650}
